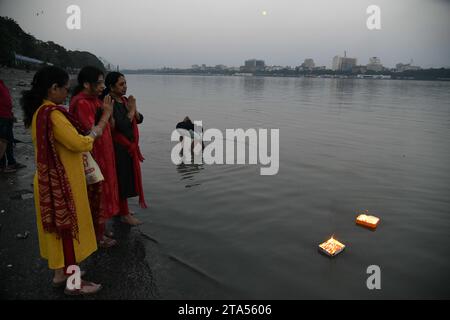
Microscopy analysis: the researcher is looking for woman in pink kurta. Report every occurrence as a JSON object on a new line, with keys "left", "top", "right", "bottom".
{"left": 70, "top": 66, "right": 120, "bottom": 247}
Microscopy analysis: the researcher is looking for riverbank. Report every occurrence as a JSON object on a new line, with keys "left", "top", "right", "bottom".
{"left": 0, "top": 67, "right": 161, "bottom": 299}
{"left": 0, "top": 67, "right": 233, "bottom": 300}
{"left": 121, "top": 68, "right": 450, "bottom": 81}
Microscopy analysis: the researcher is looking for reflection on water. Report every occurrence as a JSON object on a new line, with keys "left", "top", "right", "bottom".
{"left": 242, "top": 76, "right": 265, "bottom": 93}
{"left": 176, "top": 162, "right": 204, "bottom": 188}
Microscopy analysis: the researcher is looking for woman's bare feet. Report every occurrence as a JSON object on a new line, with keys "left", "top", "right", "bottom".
{"left": 52, "top": 269, "right": 86, "bottom": 287}
{"left": 98, "top": 235, "right": 118, "bottom": 248}
{"left": 120, "top": 214, "right": 142, "bottom": 226}
{"left": 64, "top": 280, "right": 102, "bottom": 296}
{"left": 52, "top": 272, "right": 67, "bottom": 287}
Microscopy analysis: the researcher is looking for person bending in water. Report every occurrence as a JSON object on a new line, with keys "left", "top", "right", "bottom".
{"left": 176, "top": 117, "right": 204, "bottom": 156}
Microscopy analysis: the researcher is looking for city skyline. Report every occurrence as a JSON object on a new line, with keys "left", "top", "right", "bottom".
{"left": 130, "top": 55, "right": 429, "bottom": 71}
{"left": 1, "top": 0, "right": 449, "bottom": 69}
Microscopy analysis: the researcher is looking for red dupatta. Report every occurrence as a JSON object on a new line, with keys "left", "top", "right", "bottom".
{"left": 36, "top": 103, "right": 89, "bottom": 240}
{"left": 111, "top": 97, "right": 148, "bottom": 208}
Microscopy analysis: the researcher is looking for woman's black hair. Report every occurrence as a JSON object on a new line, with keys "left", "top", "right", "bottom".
{"left": 20, "top": 66, "right": 69, "bottom": 128}
{"left": 72, "top": 66, "right": 104, "bottom": 98}
{"left": 100, "top": 71, "right": 125, "bottom": 99}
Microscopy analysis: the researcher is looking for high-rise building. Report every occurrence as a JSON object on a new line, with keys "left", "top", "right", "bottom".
{"left": 255, "top": 60, "right": 265, "bottom": 70}
{"left": 332, "top": 56, "right": 341, "bottom": 71}
{"left": 366, "top": 57, "right": 383, "bottom": 72}
{"left": 244, "top": 59, "right": 266, "bottom": 72}
{"left": 300, "top": 58, "right": 315, "bottom": 71}
{"left": 331, "top": 51, "right": 357, "bottom": 72}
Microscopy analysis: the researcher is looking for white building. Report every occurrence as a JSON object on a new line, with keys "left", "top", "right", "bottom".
{"left": 265, "top": 65, "right": 284, "bottom": 72}
{"left": 332, "top": 52, "right": 357, "bottom": 72}
{"left": 215, "top": 64, "right": 227, "bottom": 70}
{"left": 395, "top": 61, "right": 421, "bottom": 72}
{"left": 332, "top": 56, "right": 341, "bottom": 71}
{"left": 366, "top": 57, "right": 384, "bottom": 72}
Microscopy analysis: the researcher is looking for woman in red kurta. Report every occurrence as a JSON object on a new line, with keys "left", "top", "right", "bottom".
{"left": 70, "top": 66, "right": 120, "bottom": 247}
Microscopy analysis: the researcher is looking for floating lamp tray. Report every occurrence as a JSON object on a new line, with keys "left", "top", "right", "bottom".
{"left": 318, "top": 237, "right": 346, "bottom": 257}
{"left": 356, "top": 214, "right": 380, "bottom": 230}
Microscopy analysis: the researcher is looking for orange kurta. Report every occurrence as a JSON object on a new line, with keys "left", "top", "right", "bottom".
{"left": 32, "top": 100, "right": 97, "bottom": 269}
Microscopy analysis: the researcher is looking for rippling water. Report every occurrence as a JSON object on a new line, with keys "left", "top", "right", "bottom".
{"left": 125, "top": 75, "right": 450, "bottom": 299}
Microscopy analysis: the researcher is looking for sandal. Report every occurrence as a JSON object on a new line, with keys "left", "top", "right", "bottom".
{"left": 64, "top": 280, "right": 102, "bottom": 296}
{"left": 98, "top": 236, "right": 118, "bottom": 248}
{"left": 52, "top": 270, "right": 86, "bottom": 287}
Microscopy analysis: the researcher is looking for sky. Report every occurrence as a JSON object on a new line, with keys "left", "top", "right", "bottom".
{"left": 1, "top": 0, "right": 449, "bottom": 69}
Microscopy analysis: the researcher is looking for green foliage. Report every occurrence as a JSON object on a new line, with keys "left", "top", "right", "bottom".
{"left": 392, "top": 68, "right": 450, "bottom": 80}
{"left": 0, "top": 16, "right": 104, "bottom": 71}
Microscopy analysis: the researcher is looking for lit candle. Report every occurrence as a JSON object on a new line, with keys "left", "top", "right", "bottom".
{"left": 356, "top": 212, "right": 380, "bottom": 229}
{"left": 319, "top": 237, "right": 346, "bottom": 257}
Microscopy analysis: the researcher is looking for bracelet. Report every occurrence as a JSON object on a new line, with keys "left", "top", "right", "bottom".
{"left": 89, "top": 130, "right": 98, "bottom": 138}
{"left": 90, "top": 126, "right": 103, "bottom": 138}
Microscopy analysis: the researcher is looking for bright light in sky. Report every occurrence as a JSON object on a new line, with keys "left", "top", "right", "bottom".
{"left": 262, "top": 11, "right": 267, "bottom": 16}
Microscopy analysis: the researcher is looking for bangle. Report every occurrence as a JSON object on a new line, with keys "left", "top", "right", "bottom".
{"left": 89, "top": 130, "right": 98, "bottom": 138}
{"left": 90, "top": 126, "right": 102, "bottom": 138}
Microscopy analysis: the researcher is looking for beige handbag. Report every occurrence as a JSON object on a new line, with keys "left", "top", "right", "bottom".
{"left": 82, "top": 152, "right": 104, "bottom": 185}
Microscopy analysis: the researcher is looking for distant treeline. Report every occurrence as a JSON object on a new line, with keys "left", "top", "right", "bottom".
{"left": 388, "top": 68, "right": 450, "bottom": 81}
{"left": 258, "top": 68, "right": 450, "bottom": 81}
{"left": 123, "top": 67, "right": 450, "bottom": 81}
{"left": 0, "top": 16, "right": 104, "bottom": 71}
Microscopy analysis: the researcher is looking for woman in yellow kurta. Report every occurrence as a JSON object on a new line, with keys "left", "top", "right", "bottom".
{"left": 21, "top": 66, "right": 113, "bottom": 295}
{"left": 32, "top": 102, "right": 97, "bottom": 268}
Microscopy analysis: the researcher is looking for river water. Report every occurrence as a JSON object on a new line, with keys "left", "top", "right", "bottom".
{"left": 125, "top": 74, "right": 450, "bottom": 299}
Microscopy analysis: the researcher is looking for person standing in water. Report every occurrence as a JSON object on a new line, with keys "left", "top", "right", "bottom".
{"left": 102, "top": 72, "right": 147, "bottom": 225}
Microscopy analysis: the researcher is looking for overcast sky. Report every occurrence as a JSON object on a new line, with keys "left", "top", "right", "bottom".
{"left": 1, "top": 0, "right": 449, "bottom": 69}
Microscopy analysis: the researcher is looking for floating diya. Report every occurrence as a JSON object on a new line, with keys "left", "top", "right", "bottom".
{"left": 318, "top": 236, "right": 346, "bottom": 257}
{"left": 356, "top": 211, "right": 380, "bottom": 230}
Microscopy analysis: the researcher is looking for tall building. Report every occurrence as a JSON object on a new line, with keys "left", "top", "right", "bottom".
{"left": 255, "top": 60, "right": 265, "bottom": 70}
{"left": 244, "top": 59, "right": 266, "bottom": 72}
{"left": 331, "top": 51, "right": 357, "bottom": 72}
{"left": 366, "top": 57, "right": 383, "bottom": 72}
{"left": 300, "top": 58, "right": 315, "bottom": 71}
{"left": 332, "top": 56, "right": 341, "bottom": 71}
